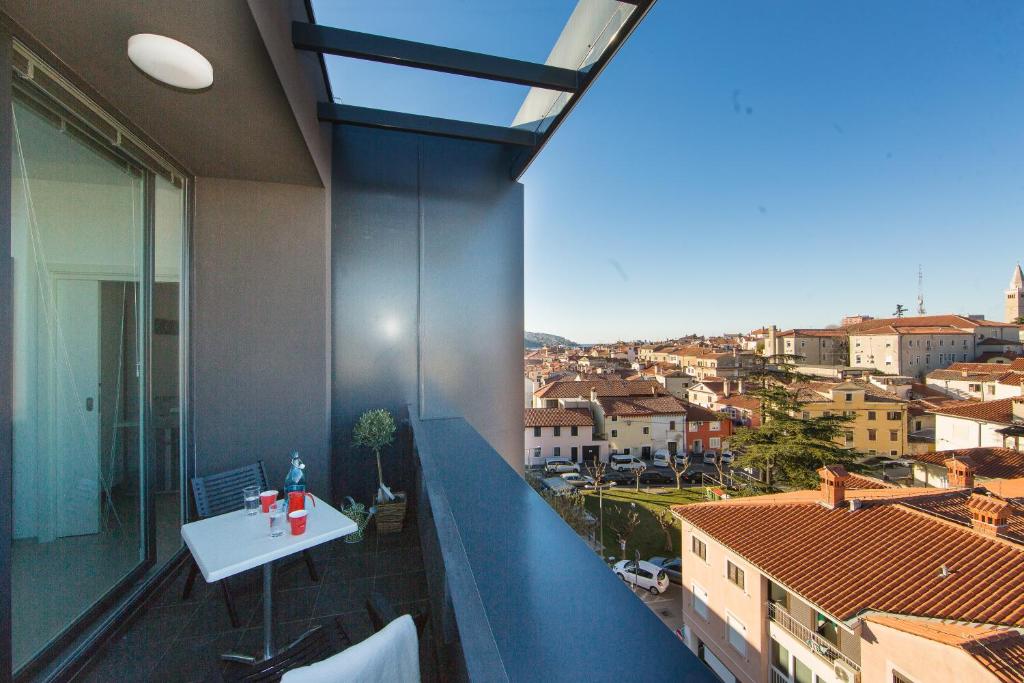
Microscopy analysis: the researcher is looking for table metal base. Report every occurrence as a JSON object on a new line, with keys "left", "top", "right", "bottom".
{"left": 220, "top": 563, "right": 276, "bottom": 663}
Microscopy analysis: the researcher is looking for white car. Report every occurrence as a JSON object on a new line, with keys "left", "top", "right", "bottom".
{"left": 702, "top": 451, "right": 717, "bottom": 465}
{"left": 560, "top": 472, "right": 595, "bottom": 488}
{"left": 672, "top": 453, "right": 689, "bottom": 467}
{"left": 720, "top": 451, "right": 735, "bottom": 465}
{"left": 609, "top": 454, "right": 646, "bottom": 472}
{"left": 613, "top": 559, "right": 670, "bottom": 595}
{"left": 651, "top": 449, "right": 672, "bottom": 467}
{"left": 544, "top": 457, "right": 579, "bottom": 474}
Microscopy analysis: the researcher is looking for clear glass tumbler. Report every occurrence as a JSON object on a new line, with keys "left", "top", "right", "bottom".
{"left": 269, "top": 501, "right": 286, "bottom": 537}
{"left": 243, "top": 485, "right": 260, "bottom": 515}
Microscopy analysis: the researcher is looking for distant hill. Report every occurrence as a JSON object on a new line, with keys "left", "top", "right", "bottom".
{"left": 524, "top": 331, "right": 580, "bottom": 349}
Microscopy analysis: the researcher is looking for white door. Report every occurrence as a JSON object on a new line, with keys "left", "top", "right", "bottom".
{"left": 54, "top": 278, "right": 101, "bottom": 537}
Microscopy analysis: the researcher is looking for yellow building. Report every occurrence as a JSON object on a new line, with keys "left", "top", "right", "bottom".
{"left": 793, "top": 380, "right": 910, "bottom": 456}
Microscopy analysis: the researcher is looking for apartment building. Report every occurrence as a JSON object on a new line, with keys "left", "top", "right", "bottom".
{"left": 524, "top": 407, "right": 603, "bottom": 467}
{"left": 673, "top": 465, "right": 1024, "bottom": 683}
{"left": 846, "top": 314, "right": 1020, "bottom": 376}
{"left": 764, "top": 327, "right": 848, "bottom": 365}
{"left": 684, "top": 404, "right": 734, "bottom": 455}
{"left": 931, "top": 397, "right": 1024, "bottom": 451}
{"left": 717, "top": 394, "right": 762, "bottom": 428}
{"left": 593, "top": 395, "right": 688, "bottom": 458}
{"left": 793, "top": 381, "right": 910, "bottom": 456}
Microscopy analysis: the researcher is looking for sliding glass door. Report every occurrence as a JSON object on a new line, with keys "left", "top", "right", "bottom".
{"left": 9, "top": 50, "right": 187, "bottom": 675}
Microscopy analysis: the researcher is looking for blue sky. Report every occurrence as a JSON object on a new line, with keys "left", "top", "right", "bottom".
{"left": 314, "top": 1, "right": 1024, "bottom": 343}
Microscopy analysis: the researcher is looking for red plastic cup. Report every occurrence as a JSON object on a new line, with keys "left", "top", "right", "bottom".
{"left": 260, "top": 490, "right": 278, "bottom": 513}
{"left": 288, "top": 509, "right": 308, "bottom": 535}
{"left": 288, "top": 491, "right": 316, "bottom": 512}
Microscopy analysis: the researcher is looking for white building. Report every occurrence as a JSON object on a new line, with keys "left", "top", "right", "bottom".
{"left": 524, "top": 407, "right": 603, "bottom": 467}
{"left": 931, "top": 397, "right": 1024, "bottom": 451}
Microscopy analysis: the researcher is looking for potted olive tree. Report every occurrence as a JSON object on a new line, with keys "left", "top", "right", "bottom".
{"left": 353, "top": 409, "right": 405, "bottom": 533}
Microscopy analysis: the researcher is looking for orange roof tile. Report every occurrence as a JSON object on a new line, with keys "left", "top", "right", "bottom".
{"left": 524, "top": 408, "right": 594, "bottom": 428}
{"left": 673, "top": 491, "right": 1024, "bottom": 626}
{"left": 598, "top": 395, "right": 687, "bottom": 418}
{"left": 912, "top": 448, "right": 1024, "bottom": 480}
{"left": 929, "top": 398, "right": 1018, "bottom": 424}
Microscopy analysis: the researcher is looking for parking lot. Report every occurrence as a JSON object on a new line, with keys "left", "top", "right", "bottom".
{"left": 619, "top": 579, "right": 685, "bottom": 635}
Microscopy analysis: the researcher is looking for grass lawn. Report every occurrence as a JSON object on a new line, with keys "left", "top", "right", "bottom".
{"left": 582, "top": 485, "right": 705, "bottom": 563}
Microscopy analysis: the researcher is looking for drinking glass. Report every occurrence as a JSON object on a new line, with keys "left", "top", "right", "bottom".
{"left": 269, "top": 501, "right": 286, "bottom": 537}
{"left": 243, "top": 485, "right": 260, "bottom": 515}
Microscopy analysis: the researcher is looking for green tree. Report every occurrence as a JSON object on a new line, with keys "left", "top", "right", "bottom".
{"left": 731, "top": 381, "right": 857, "bottom": 490}
{"left": 352, "top": 409, "right": 397, "bottom": 502}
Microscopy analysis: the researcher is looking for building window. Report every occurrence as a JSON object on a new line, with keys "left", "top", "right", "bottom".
{"left": 642, "top": 426, "right": 650, "bottom": 435}
{"left": 845, "top": 392, "right": 853, "bottom": 401}
{"left": 533, "top": 427, "right": 541, "bottom": 437}
{"left": 969, "top": 383, "right": 981, "bottom": 392}
{"left": 726, "top": 613, "right": 747, "bottom": 655}
{"left": 611, "top": 430, "right": 618, "bottom": 438}
{"left": 893, "top": 671, "right": 916, "bottom": 683}
{"left": 770, "top": 638, "right": 789, "bottom": 675}
{"left": 689, "top": 423, "right": 698, "bottom": 432}
{"left": 692, "top": 582, "right": 709, "bottom": 619}
{"left": 890, "top": 430, "right": 899, "bottom": 441}
{"left": 553, "top": 426, "right": 561, "bottom": 436}
{"left": 710, "top": 437, "right": 721, "bottom": 449}
{"left": 710, "top": 421, "right": 721, "bottom": 431}
{"left": 794, "top": 657, "right": 813, "bottom": 683}
{"left": 571, "top": 425, "right": 578, "bottom": 436}
{"left": 571, "top": 446, "right": 578, "bottom": 458}
{"left": 623, "top": 448, "right": 630, "bottom": 455}
{"left": 669, "top": 420, "right": 676, "bottom": 431}
{"left": 726, "top": 560, "right": 745, "bottom": 590}
{"left": 611, "top": 416, "right": 618, "bottom": 422}
{"left": 887, "top": 411, "right": 901, "bottom": 420}
{"left": 868, "top": 429, "right": 877, "bottom": 441}
{"left": 692, "top": 535, "right": 707, "bottom": 561}
{"left": 769, "top": 581, "right": 789, "bottom": 609}
{"left": 867, "top": 411, "right": 876, "bottom": 420}
{"left": 533, "top": 447, "right": 541, "bottom": 459}
{"left": 553, "top": 447, "right": 560, "bottom": 457}
{"left": 801, "top": 411, "right": 810, "bottom": 419}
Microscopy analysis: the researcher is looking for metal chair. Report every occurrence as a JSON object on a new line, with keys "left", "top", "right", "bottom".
{"left": 365, "top": 592, "right": 429, "bottom": 638}
{"left": 183, "top": 461, "right": 320, "bottom": 627}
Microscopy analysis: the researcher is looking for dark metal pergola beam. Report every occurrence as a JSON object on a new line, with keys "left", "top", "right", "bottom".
{"left": 318, "top": 103, "right": 538, "bottom": 147}
{"left": 293, "top": 22, "right": 579, "bottom": 93}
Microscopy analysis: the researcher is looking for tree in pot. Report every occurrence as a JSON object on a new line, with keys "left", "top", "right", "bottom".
{"left": 353, "top": 409, "right": 405, "bottom": 533}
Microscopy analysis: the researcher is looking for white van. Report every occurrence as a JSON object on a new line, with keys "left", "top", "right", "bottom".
{"left": 609, "top": 454, "right": 646, "bottom": 472}
{"left": 651, "top": 449, "right": 672, "bottom": 467}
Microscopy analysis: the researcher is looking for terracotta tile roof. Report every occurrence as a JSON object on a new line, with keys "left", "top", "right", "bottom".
{"left": 524, "top": 408, "right": 594, "bottom": 428}
{"left": 864, "top": 614, "right": 1024, "bottom": 682}
{"left": 928, "top": 368, "right": 1006, "bottom": 382}
{"left": 847, "top": 314, "right": 1004, "bottom": 334}
{"left": 533, "top": 379, "right": 667, "bottom": 400}
{"left": 672, "top": 490, "right": 1024, "bottom": 626}
{"left": 912, "top": 448, "right": 1024, "bottom": 480}
{"left": 597, "top": 395, "right": 688, "bottom": 418}
{"left": 997, "top": 373, "right": 1024, "bottom": 387}
{"left": 1012, "top": 359, "right": 1024, "bottom": 371}
{"left": 977, "top": 352, "right": 1023, "bottom": 363}
{"left": 777, "top": 328, "right": 848, "bottom": 337}
{"left": 682, "top": 402, "right": 728, "bottom": 423}
{"left": 845, "top": 473, "right": 896, "bottom": 490}
{"left": 790, "top": 380, "right": 906, "bottom": 404}
{"left": 930, "top": 397, "right": 1019, "bottom": 425}
{"left": 980, "top": 337, "right": 1023, "bottom": 346}
{"left": 717, "top": 395, "right": 761, "bottom": 411}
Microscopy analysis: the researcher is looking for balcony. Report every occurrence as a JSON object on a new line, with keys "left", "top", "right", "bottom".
{"left": 767, "top": 601, "right": 860, "bottom": 673}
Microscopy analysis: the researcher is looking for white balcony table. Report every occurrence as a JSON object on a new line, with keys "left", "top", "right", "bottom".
{"left": 181, "top": 494, "right": 357, "bottom": 662}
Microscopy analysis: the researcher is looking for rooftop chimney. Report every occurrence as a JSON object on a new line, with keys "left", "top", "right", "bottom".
{"left": 589, "top": 388, "right": 597, "bottom": 403}
{"left": 966, "top": 493, "right": 1010, "bottom": 537}
{"left": 723, "top": 380, "right": 731, "bottom": 398}
{"left": 818, "top": 465, "right": 850, "bottom": 509}
{"left": 944, "top": 456, "right": 976, "bottom": 489}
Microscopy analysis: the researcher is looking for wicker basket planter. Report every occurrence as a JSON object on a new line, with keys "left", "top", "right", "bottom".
{"left": 375, "top": 492, "right": 407, "bottom": 534}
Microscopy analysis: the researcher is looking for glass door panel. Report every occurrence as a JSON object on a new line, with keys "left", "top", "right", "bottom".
{"left": 10, "top": 92, "right": 146, "bottom": 670}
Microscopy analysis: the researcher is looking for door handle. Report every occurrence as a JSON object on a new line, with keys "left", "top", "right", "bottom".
{"left": 86, "top": 397, "right": 94, "bottom": 412}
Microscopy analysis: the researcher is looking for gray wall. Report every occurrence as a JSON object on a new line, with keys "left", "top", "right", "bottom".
{"left": 331, "top": 125, "right": 525, "bottom": 503}
{"left": 0, "top": 23, "right": 14, "bottom": 678}
{"left": 191, "top": 177, "right": 331, "bottom": 496}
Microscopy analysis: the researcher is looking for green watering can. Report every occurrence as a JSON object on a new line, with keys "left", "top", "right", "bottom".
{"left": 341, "top": 496, "right": 376, "bottom": 544}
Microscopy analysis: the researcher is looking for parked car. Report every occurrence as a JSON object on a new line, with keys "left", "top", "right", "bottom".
{"left": 639, "top": 469, "right": 674, "bottom": 486}
{"left": 648, "top": 556, "right": 682, "bottom": 584}
{"left": 671, "top": 453, "right": 689, "bottom": 467}
{"left": 613, "top": 559, "right": 670, "bottom": 595}
{"left": 651, "top": 449, "right": 673, "bottom": 467}
{"left": 720, "top": 451, "right": 735, "bottom": 465}
{"left": 701, "top": 451, "right": 717, "bottom": 465}
{"left": 560, "top": 472, "right": 595, "bottom": 488}
{"left": 609, "top": 454, "right": 646, "bottom": 472}
{"left": 544, "top": 457, "right": 579, "bottom": 474}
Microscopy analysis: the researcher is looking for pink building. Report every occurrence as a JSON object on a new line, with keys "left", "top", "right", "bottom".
{"left": 672, "top": 463, "right": 1024, "bottom": 683}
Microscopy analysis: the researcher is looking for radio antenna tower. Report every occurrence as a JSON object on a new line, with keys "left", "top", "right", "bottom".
{"left": 916, "top": 265, "right": 926, "bottom": 315}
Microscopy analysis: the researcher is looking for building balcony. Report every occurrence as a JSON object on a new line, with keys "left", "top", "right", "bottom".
{"left": 767, "top": 601, "right": 860, "bottom": 674}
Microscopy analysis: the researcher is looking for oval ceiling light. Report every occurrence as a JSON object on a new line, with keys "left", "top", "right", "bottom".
{"left": 127, "top": 34, "right": 212, "bottom": 90}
